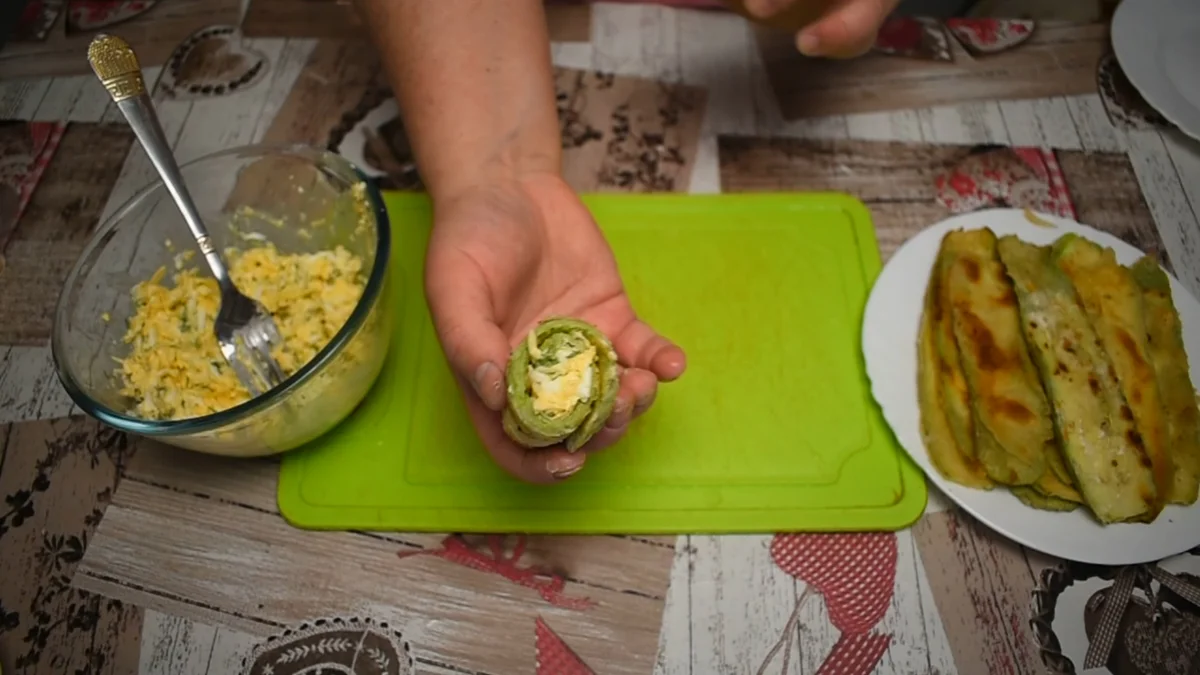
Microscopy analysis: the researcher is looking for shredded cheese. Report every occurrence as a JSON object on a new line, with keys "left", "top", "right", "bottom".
{"left": 1023, "top": 208, "right": 1057, "bottom": 229}
{"left": 115, "top": 243, "right": 366, "bottom": 420}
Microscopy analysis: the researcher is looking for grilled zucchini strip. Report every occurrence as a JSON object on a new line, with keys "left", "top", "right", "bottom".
{"left": 933, "top": 239, "right": 978, "bottom": 460}
{"left": 997, "top": 236, "right": 1157, "bottom": 524}
{"left": 919, "top": 245, "right": 993, "bottom": 489}
{"left": 1012, "top": 485, "right": 1079, "bottom": 512}
{"left": 1054, "top": 234, "right": 1172, "bottom": 516}
{"left": 1130, "top": 255, "right": 1200, "bottom": 505}
{"left": 943, "top": 229, "right": 1052, "bottom": 486}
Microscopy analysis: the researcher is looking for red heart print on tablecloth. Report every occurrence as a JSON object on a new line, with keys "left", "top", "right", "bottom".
{"left": 872, "top": 16, "right": 951, "bottom": 61}
{"left": 934, "top": 147, "right": 1035, "bottom": 216}
{"left": 535, "top": 617, "right": 595, "bottom": 675}
{"left": 1011, "top": 147, "right": 1076, "bottom": 219}
{"left": 945, "top": 18, "right": 1035, "bottom": 56}
{"left": 14, "top": 0, "right": 64, "bottom": 42}
{"left": 66, "top": 0, "right": 158, "bottom": 34}
{"left": 816, "top": 632, "right": 893, "bottom": 675}
{"left": 934, "top": 146, "right": 1076, "bottom": 220}
{"left": 770, "top": 533, "right": 898, "bottom": 633}
{"left": 396, "top": 535, "right": 595, "bottom": 610}
{"left": 758, "top": 533, "right": 898, "bottom": 675}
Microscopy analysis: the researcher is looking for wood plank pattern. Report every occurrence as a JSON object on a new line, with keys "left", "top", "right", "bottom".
{"left": 0, "top": 346, "right": 76, "bottom": 423}
{"left": 1064, "top": 93, "right": 1126, "bottom": 153}
{"left": 911, "top": 533, "right": 961, "bottom": 675}
{"left": 911, "top": 510, "right": 1046, "bottom": 675}
{"left": 1125, "top": 130, "right": 1200, "bottom": 297}
{"left": 652, "top": 538, "right": 693, "bottom": 675}
{"left": 0, "top": 0, "right": 242, "bottom": 79}
{"left": 878, "top": 531, "right": 957, "bottom": 675}
{"left": 757, "top": 21, "right": 1108, "bottom": 119}
{"left": 716, "top": 135, "right": 1165, "bottom": 264}
{"left": 920, "top": 102, "right": 1010, "bottom": 146}
{"left": 261, "top": 40, "right": 389, "bottom": 148}
{"left": 717, "top": 134, "right": 967, "bottom": 261}
{"left": 999, "top": 98, "right": 1082, "bottom": 150}
{"left": 1056, "top": 148, "right": 1164, "bottom": 260}
{"left": 0, "top": 418, "right": 142, "bottom": 674}
{"left": 0, "top": 120, "right": 62, "bottom": 266}
{"left": 0, "top": 122, "right": 135, "bottom": 345}
{"left": 76, "top": 440, "right": 675, "bottom": 674}
{"left": 0, "top": 79, "right": 52, "bottom": 119}
{"left": 119, "top": 444, "right": 677, "bottom": 593}
{"left": 32, "top": 76, "right": 113, "bottom": 123}
{"left": 139, "top": 611, "right": 259, "bottom": 675}
{"left": 689, "top": 535, "right": 801, "bottom": 673}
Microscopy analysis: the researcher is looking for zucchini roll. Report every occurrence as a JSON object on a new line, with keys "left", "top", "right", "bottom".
{"left": 502, "top": 318, "right": 620, "bottom": 451}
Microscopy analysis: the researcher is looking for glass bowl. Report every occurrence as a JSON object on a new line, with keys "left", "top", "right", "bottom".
{"left": 52, "top": 144, "right": 393, "bottom": 457}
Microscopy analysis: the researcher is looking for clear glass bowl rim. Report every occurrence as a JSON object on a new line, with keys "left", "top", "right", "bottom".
{"left": 50, "top": 142, "right": 393, "bottom": 437}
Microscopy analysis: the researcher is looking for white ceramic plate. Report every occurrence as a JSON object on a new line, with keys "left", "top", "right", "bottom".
{"left": 1112, "top": 0, "right": 1200, "bottom": 141}
{"left": 863, "top": 208, "right": 1200, "bottom": 564}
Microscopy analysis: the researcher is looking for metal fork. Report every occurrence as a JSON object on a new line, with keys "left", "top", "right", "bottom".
{"left": 87, "top": 33, "right": 286, "bottom": 397}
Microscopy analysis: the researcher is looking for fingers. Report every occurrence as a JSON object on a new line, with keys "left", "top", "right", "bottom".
{"left": 796, "top": 0, "right": 899, "bottom": 59}
{"left": 462, "top": 391, "right": 588, "bottom": 483}
{"left": 612, "top": 319, "right": 687, "bottom": 382}
{"left": 607, "top": 367, "right": 657, "bottom": 429}
{"left": 579, "top": 367, "right": 658, "bottom": 453}
{"left": 426, "top": 259, "right": 511, "bottom": 411}
{"left": 484, "top": 366, "right": 661, "bottom": 476}
{"left": 447, "top": 309, "right": 678, "bottom": 482}
{"left": 505, "top": 444, "right": 589, "bottom": 484}
{"left": 468, "top": 363, "right": 662, "bottom": 483}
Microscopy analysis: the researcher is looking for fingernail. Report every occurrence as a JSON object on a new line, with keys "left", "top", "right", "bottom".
{"left": 548, "top": 454, "right": 584, "bottom": 479}
{"left": 614, "top": 396, "right": 630, "bottom": 414}
{"left": 606, "top": 398, "right": 631, "bottom": 428}
{"left": 797, "top": 32, "right": 821, "bottom": 56}
{"left": 634, "top": 389, "right": 656, "bottom": 413}
{"left": 473, "top": 361, "right": 503, "bottom": 409}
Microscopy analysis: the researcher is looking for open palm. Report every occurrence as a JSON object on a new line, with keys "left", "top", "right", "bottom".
{"left": 424, "top": 172, "right": 687, "bottom": 483}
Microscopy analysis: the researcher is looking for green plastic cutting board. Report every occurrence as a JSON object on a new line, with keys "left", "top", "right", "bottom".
{"left": 277, "top": 192, "right": 927, "bottom": 533}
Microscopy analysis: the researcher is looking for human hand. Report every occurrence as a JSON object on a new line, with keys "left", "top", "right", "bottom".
{"left": 739, "top": 0, "right": 903, "bottom": 58}
{"left": 424, "top": 172, "right": 687, "bottom": 484}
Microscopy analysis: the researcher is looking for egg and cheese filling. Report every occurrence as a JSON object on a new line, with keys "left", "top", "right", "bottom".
{"left": 526, "top": 329, "right": 597, "bottom": 417}
{"left": 115, "top": 243, "right": 365, "bottom": 420}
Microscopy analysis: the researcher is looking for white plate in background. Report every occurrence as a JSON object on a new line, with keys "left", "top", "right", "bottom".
{"left": 862, "top": 208, "right": 1200, "bottom": 564}
{"left": 1112, "top": 0, "right": 1200, "bottom": 141}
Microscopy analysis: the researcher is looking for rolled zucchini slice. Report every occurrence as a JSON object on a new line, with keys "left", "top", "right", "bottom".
{"left": 502, "top": 318, "right": 621, "bottom": 451}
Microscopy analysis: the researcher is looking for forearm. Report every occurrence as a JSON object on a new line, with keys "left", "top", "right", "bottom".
{"left": 354, "top": 0, "right": 561, "bottom": 203}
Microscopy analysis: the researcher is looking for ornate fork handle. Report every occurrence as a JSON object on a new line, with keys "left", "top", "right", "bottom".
{"left": 88, "top": 33, "right": 284, "bottom": 396}
{"left": 87, "top": 33, "right": 233, "bottom": 290}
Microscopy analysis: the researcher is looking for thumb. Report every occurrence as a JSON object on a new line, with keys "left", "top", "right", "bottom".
{"left": 796, "top": 0, "right": 899, "bottom": 58}
{"left": 426, "top": 261, "right": 510, "bottom": 412}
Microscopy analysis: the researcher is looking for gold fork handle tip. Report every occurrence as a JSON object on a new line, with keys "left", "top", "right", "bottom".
{"left": 87, "top": 33, "right": 145, "bottom": 101}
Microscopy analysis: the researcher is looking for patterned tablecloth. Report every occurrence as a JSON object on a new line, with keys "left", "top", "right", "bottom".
{"left": 1, "top": 1, "right": 1199, "bottom": 673}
